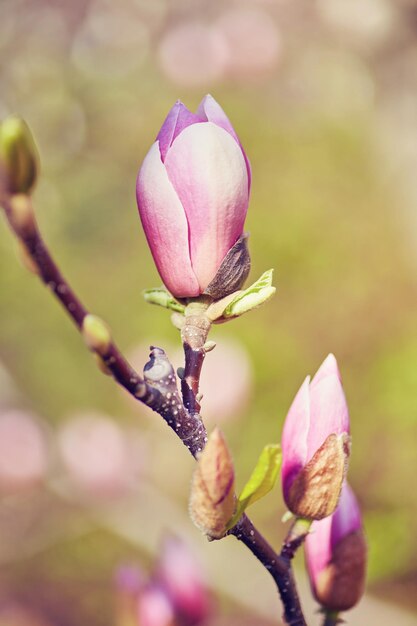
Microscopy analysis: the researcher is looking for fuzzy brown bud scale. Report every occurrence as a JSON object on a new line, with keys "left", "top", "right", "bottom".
{"left": 287, "top": 433, "right": 351, "bottom": 520}
{"left": 189, "top": 428, "right": 236, "bottom": 539}
{"left": 315, "top": 530, "right": 367, "bottom": 611}
{"left": 203, "top": 233, "right": 250, "bottom": 300}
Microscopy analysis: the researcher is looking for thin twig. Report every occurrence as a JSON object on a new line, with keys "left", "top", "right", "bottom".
{"left": 322, "top": 611, "right": 340, "bottom": 626}
{"left": 180, "top": 300, "right": 211, "bottom": 414}
{"left": 281, "top": 518, "right": 312, "bottom": 561}
{"left": 230, "top": 514, "right": 307, "bottom": 626}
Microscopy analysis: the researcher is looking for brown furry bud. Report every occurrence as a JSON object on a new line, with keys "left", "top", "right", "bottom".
{"left": 315, "top": 530, "right": 367, "bottom": 611}
{"left": 189, "top": 428, "right": 235, "bottom": 539}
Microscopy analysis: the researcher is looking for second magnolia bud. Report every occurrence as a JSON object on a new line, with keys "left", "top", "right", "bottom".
{"left": 305, "top": 483, "right": 367, "bottom": 612}
{"left": 189, "top": 428, "right": 235, "bottom": 539}
{"left": 281, "top": 354, "right": 351, "bottom": 520}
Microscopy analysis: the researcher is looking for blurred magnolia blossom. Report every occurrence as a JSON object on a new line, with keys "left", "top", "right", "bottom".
{"left": 157, "top": 8, "right": 281, "bottom": 87}
{"left": 115, "top": 536, "right": 210, "bottom": 626}
{"left": 157, "top": 21, "right": 228, "bottom": 87}
{"left": 137, "top": 587, "right": 175, "bottom": 626}
{"left": 57, "top": 412, "right": 146, "bottom": 498}
{"left": 0, "top": 410, "right": 49, "bottom": 493}
{"left": 157, "top": 536, "right": 210, "bottom": 623}
{"left": 214, "top": 8, "right": 281, "bottom": 79}
{"left": 125, "top": 337, "right": 252, "bottom": 424}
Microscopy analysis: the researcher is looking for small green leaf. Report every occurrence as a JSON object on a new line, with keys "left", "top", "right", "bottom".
{"left": 227, "top": 443, "right": 281, "bottom": 529}
{"left": 223, "top": 269, "right": 276, "bottom": 318}
{"left": 143, "top": 288, "right": 185, "bottom": 313}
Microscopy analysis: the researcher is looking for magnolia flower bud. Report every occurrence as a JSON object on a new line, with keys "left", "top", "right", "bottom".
{"left": 305, "top": 483, "right": 367, "bottom": 612}
{"left": 189, "top": 427, "right": 235, "bottom": 539}
{"left": 0, "top": 116, "right": 39, "bottom": 195}
{"left": 281, "top": 354, "right": 350, "bottom": 520}
{"left": 136, "top": 95, "right": 251, "bottom": 299}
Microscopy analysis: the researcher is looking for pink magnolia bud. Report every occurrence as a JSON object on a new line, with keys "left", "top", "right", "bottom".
{"left": 157, "top": 537, "right": 210, "bottom": 624}
{"left": 281, "top": 354, "right": 350, "bottom": 520}
{"left": 305, "top": 483, "right": 367, "bottom": 612}
{"left": 136, "top": 95, "right": 251, "bottom": 299}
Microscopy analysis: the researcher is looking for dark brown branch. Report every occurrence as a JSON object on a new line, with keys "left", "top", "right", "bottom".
{"left": 143, "top": 347, "right": 207, "bottom": 456}
{"left": 230, "top": 515, "right": 307, "bottom": 626}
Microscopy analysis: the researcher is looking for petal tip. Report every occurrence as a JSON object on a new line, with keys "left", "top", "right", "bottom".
{"left": 312, "top": 353, "right": 341, "bottom": 386}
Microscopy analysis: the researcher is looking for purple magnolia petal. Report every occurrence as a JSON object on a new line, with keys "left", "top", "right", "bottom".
{"left": 281, "top": 376, "right": 311, "bottom": 502}
{"left": 136, "top": 141, "right": 200, "bottom": 297}
{"left": 198, "top": 94, "right": 252, "bottom": 190}
{"left": 330, "top": 482, "right": 362, "bottom": 549}
{"left": 158, "top": 537, "right": 209, "bottom": 622}
{"left": 164, "top": 122, "right": 249, "bottom": 292}
{"left": 305, "top": 483, "right": 363, "bottom": 592}
{"left": 157, "top": 101, "right": 204, "bottom": 162}
{"left": 197, "top": 94, "right": 239, "bottom": 142}
{"left": 305, "top": 514, "right": 333, "bottom": 588}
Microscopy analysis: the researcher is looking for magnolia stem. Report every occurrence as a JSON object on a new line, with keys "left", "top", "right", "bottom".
{"left": 281, "top": 518, "right": 312, "bottom": 561}
{"left": 1, "top": 193, "right": 307, "bottom": 625}
{"left": 322, "top": 611, "right": 340, "bottom": 626}
{"left": 180, "top": 301, "right": 211, "bottom": 414}
{"left": 230, "top": 514, "right": 307, "bottom": 626}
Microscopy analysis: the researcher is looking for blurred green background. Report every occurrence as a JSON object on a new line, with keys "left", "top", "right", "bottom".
{"left": 0, "top": 0, "right": 417, "bottom": 624}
